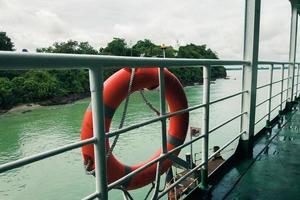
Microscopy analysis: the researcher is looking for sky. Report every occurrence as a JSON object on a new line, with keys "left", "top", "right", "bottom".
{"left": 0, "top": 0, "right": 297, "bottom": 61}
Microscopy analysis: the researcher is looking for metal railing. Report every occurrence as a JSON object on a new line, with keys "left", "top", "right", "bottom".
{"left": 255, "top": 63, "right": 299, "bottom": 126}
{"left": 0, "top": 51, "right": 299, "bottom": 200}
{"left": 1, "top": 1, "right": 300, "bottom": 199}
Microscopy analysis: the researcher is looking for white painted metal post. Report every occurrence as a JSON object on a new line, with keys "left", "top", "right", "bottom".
{"left": 280, "top": 64, "right": 285, "bottom": 111}
{"left": 288, "top": 0, "right": 298, "bottom": 102}
{"left": 267, "top": 64, "right": 274, "bottom": 123}
{"left": 200, "top": 65, "right": 210, "bottom": 189}
{"left": 159, "top": 67, "right": 168, "bottom": 153}
{"left": 150, "top": 67, "right": 167, "bottom": 200}
{"left": 89, "top": 67, "right": 108, "bottom": 200}
{"left": 239, "top": 0, "right": 261, "bottom": 157}
{"left": 297, "top": 64, "right": 300, "bottom": 96}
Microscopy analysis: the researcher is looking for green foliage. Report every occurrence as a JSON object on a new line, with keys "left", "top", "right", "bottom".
{"left": 132, "top": 39, "right": 156, "bottom": 57}
{"left": 11, "top": 71, "right": 64, "bottom": 103}
{"left": 0, "top": 36, "right": 226, "bottom": 110}
{"left": 178, "top": 44, "right": 218, "bottom": 59}
{"left": 0, "top": 70, "right": 27, "bottom": 80}
{"left": 0, "top": 32, "right": 18, "bottom": 106}
{"left": 48, "top": 69, "right": 89, "bottom": 94}
{"left": 101, "top": 38, "right": 127, "bottom": 56}
{"left": 170, "top": 44, "right": 226, "bottom": 85}
{"left": 36, "top": 40, "right": 95, "bottom": 100}
{"left": 0, "top": 32, "right": 15, "bottom": 51}
{"left": 0, "top": 32, "right": 20, "bottom": 79}
{"left": 37, "top": 40, "right": 98, "bottom": 55}
{"left": 0, "top": 78, "right": 14, "bottom": 108}
{"left": 132, "top": 39, "right": 176, "bottom": 57}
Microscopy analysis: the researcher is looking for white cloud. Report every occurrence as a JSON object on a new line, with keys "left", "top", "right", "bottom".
{"left": 0, "top": 0, "right": 298, "bottom": 61}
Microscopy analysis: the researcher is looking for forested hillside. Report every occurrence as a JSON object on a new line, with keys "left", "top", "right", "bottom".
{"left": 0, "top": 32, "right": 226, "bottom": 110}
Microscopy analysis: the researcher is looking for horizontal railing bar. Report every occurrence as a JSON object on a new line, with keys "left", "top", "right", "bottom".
{"left": 282, "top": 88, "right": 289, "bottom": 93}
{"left": 257, "top": 83, "right": 270, "bottom": 90}
{"left": 270, "top": 103, "right": 281, "bottom": 114}
{"left": 256, "top": 98, "right": 269, "bottom": 108}
{"left": 255, "top": 97, "right": 287, "bottom": 126}
{"left": 158, "top": 130, "right": 245, "bottom": 199}
{"left": 157, "top": 161, "right": 205, "bottom": 199}
{"left": 82, "top": 192, "right": 99, "bottom": 200}
{"left": 209, "top": 112, "right": 247, "bottom": 134}
{"left": 271, "top": 79, "right": 284, "bottom": 85}
{"left": 208, "top": 131, "right": 245, "bottom": 160}
{"left": 0, "top": 51, "right": 250, "bottom": 69}
{"left": 271, "top": 91, "right": 283, "bottom": 99}
{"left": 108, "top": 134, "right": 205, "bottom": 189}
{"left": 256, "top": 88, "right": 289, "bottom": 108}
{"left": 258, "top": 61, "right": 292, "bottom": 65}
{"left": 256, "top": 78, "right": 289, "bottom": 90}
{"left": 0, "top": 137, "right": 96, "bottom": 173}
{"left": 255, "top": 113, "right": 269, "bottom": 125}
{"left": 210, "top": 91, "right": 247, "bottom": 105}
{"left": 282, "top": 99, "right": 288, "bottom": 104}
{"left": 108, "top": 91, "right": 248, "bottom": 139}
{"left": 107, "top": 103, "right": 206, "bottom": 138}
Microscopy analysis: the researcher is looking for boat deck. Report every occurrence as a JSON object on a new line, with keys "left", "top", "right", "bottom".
{"left": 212, "top": 103, "right": 300, "bottom": 200}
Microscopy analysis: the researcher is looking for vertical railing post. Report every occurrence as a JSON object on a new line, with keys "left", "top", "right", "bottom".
{"left": 267, "top": 64, "right": 274, "bottom": 126}
{"left": 280, "top": 64, "right": 285, "bottom": 112}
{"left": 150, "top": 67, "right": 167, "bottom": 200}
{"left": 159, "top": 67, "right": 168, "bottom": 154}
{"left": 239, "top": 0, "right": 261, "bottom": 158}
{"left": 200, "top": 65, "right": 210, "bottom": 189}
{"left": 89, "top": 67, "right": 108, "bottom": 200}
{"left": 287, "top": 0, "right": 298, "bottom": 104}
{"left": 297, "top": 64, "right": 300, "bottom": 97}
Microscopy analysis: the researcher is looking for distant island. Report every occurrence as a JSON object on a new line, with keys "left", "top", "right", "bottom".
{"left": 0, "top": 32, "right": 226, "bottom": 112}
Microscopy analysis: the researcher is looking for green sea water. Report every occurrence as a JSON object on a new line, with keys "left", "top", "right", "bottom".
{"left": 0, "top": 70, "right": 287, "bottom": 200}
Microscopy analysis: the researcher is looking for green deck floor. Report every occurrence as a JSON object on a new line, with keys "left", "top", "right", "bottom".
{"left": 212, "top": 104, "right": 300, "bottom": 200}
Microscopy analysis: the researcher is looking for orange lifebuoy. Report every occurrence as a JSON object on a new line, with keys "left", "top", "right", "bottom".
{"left": 81, "top": 68, "right": 189, "bottom": 190}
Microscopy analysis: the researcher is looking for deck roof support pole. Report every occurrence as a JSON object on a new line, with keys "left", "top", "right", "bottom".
{"left": 280, "top": 64, "right": 285, "bottom": 111}
{"left": 89, "top": 67, "right": 108, "bottom": 200}
{"left": 239, "top": 0, "right": 261, "bottom": 158}
{"left": 267, "top": 64, "right": 274, "bottom": 125}
{"left": 200, "top": 65, "right": 210, "bottom": 189}
{"left": 297, "top": 64, "right": 300, "bottom": 96}
{"left": 288, "top": 0, "right": 299, "bottom": 103}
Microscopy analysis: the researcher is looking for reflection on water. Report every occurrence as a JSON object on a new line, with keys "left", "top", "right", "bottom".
{"left": 0, "top": 70, "right": 286, "bottom": 200}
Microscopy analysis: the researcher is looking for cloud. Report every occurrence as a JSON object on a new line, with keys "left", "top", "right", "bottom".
{"left": 34, "top": 10, "right": 66, "bottom": 35}
{"left": 0, "top": 0, "right": 297, "bottom": 61}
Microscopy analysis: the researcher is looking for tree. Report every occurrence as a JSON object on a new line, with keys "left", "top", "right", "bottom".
{"left": 48, "top": 69, "right": 88, "bottom": 94}
{"left": 0, "top": 37, "right": 227, "bottom": 109}
{"left": 9, "top": 71, "right": 64, "bottom": 103}
{"left": 37, "top": 40, "right": 98, "bottom": 96}
{"left": 177, "top": 44, "right": 218, "bottom": 59}
{"left": 164, "top": 46, "right": 177, "bottom": 58}
{"left": 0, "top": 78, "right": 14, "bottom": 109}
{"left": 0, "top": 32, "right": 15, "bottom": 51}
{"left": 0, "top": 32, "right": 21, "bottom": 80}
{"left": 167, "top": 43, "right": 226, "bottom": 85}
{"left": 101, "top": 38, "right": 127, "bottom": 56}
{"left": 132, "top": 39, "right": 176, "bottom": 57}
{"left": 132, "top": 39, "right": 156, "bottom": 57}
{"left": 77, "top": 42, "right": 99, "bottom": 55}
{"left": 37, "top": 40, "right": 98, "bottom": 55}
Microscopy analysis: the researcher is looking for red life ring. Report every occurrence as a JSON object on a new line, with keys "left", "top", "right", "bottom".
{"left": 81, "top": 68, "right": 189, "bottom": 190}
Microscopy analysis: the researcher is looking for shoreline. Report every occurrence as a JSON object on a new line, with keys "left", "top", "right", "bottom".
{"left": 1, "top": 76, "right": 229, "bottom": 115}
{"left": 0, "top": 93, "right": 89, "bottom": 115}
